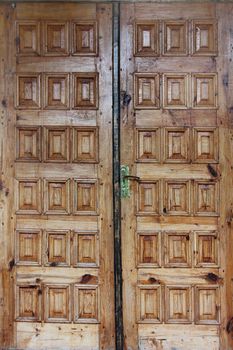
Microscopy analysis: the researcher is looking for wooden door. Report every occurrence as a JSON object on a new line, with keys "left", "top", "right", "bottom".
{"left": 0, "top": 3, "right": 115, "bottom": 349}
{"left": 121, "top": 3, "right": 233, "bottom": 350}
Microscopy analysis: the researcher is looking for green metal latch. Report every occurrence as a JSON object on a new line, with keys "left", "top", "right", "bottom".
{"left": 120, "top": 165, "right": 140, "bottom": 198}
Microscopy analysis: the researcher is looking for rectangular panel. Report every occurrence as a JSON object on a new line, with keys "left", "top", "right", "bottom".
{"left": 136, "top": 128, "right": 160, "bottom": 163}
{"left": 163, "top": 127, "right": 190, "bottom": 163}
{"left": 16, "top": 20, "right": 40, "bottom": 56}
{"left": 73, "top": 231, "right": 99, "bottom": 267}
{"left": 162, "top": 20, "right": 188, "bottom": 56}
{"left": 134, "top": 73, "right": 160, "bottom": 109}
{"left": 72, "top": 73, "right": 99, "bottom": 109}
{"left": 134, "top": 21, "right": 159, "bottom": 56}
{"left": 44, "top": 73, "right": 70, "bottom": 109}
{"left": 195, "top": 286, "right": 220, "bottom": 324}
{"left": 73, "top": 179, "right": 98, "bottom": 215}
{"left": 164, "top": 231, "right": 191, "bottom": 267}
{"left": 16, "top": 285, "right": 41, "bottom": 321}
{"left": 16, "top": 126, "right": 41, "bottom": 162}
{"left": 163, "top": 73, "right": 188, "bottom": 109}
{"left": 16, "top": 74, "right": 41, "bottom": 109}
{"left": 43, "top": 127, "right": 70, "bottom": 163}
{"left": 193, "top": 127, "right": 219, "bottom": 163}
{"left": 137, "top": 231, "right": 161, "bottom": 267}
{"left": 43, "top": 21, "right": 69, "bottom": 56}
{"left": 163, "top": 180, "right": 191, "bottom": 216}
{"left": 192, "top": 73, "right": 218, "bottom": 109}
{"left": 72, "top": 21, "right": 98, "bottom": 56}
{"left": 194, "top": 231, "right": 219, "bottom": 267}
{"left": 15, "top": 229, "right": 42, "bottom": 266}
{"left": 44, "top": 230, "right": 70, "bottom": 267}
{"left": 44, "top": 284, "right": 71, "bottom": 322}
{"left": 192, "top": 20, "right": 217, "bottom": 56}
{"left": 137, "top": 286, "right": 162, "bottom": 323}
{"left": 194, "top": 180, "right": 219, "bottom": 216}
{"left": 72, "top": 127, "right": 98, "bottom": 163}
{"left": 137, "top": 181, "right": 159, "bottom": 216}
{"left": 44, "top": 179, "right": 70, "bottom": 215}
{"left": 165, "top": 286, "right": 192, "bottom": 323}
{"left": 16, "top": 178, "right": 41, "bottom": 214}
{"left": 74, "top": 285, "right": 99, "bottom": 323}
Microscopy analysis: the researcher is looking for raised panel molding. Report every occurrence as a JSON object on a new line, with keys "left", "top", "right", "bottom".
{"left": 137, "top": 181, "right": 159, "bottom": 216}
{"left": 164, "top": 231, "right": 191, "bottom": 267}
{"left": 164, "top": 127, "right": 190, "bottom": 163}
{"left": 137, "top": 286, "right": 162, "bottom": 323}
{"left": 44, "top": 284, "right": 71, "bottom": 322}
{"left": 136, "top": 128, "right": 160, "bottom": 162}
{"left": 194, "top": 231, "right": 219, "bottom": 267}
{"left": 72, "top": 127, "right": 98, "bottom": 163}
{"left": 192, "top": 20, "right": 217, "bottom": 56}
{"left": 72, "top": 21, "right": 98, "bottom": 56}
{"left": 134, "top": 73, "right": 160, "bottom": 109}
{"left": 44, "top": 179, "right": 70, "bottom": 215}
{"left": 16, "top": 126, "right": 41, "bottom": 162}
{"left": 137, "top": 231, "right": 161, "bottom": 267}
{"left": 164, "top": 180, "right": 191, "bottom": 216}
{"left": 74, "top": 285, "right": 99, "bottom": 323}
{"left": 16, "top": 20, "right": 40, "bottom": 56}
{"left": 16, "top": 285, "right": 41, "bottom": 321}
{"left": 44, "top": 74, "right": 70, "bottom": 109}
{"left": 165, "top": 286, "right": 192, "bottom": 323}
{"left": 73, "top": 73, "right": 99, "bottom": 109}
{"left": 43, "top": 21, "right": 69, "bottom": 56}
{"left": 192, "top": 73, "right": 218, "bottom": 109}
{"left": 195, "top": 286, "right": 220, "bottom": 324}
{"left": 73, "top": 179, "right": 98, "bottom": 215}
{"left": 16, "top": 74, "right": 41, "bottom": 109}
{"left": 163, "top": 73, "right": 188, "bottom": 109}
{"left": 44, "top": 127, "right": 70, "bottom": 162}
{"left": 73, "top": 231, "right": 99, "bottom": 267}
{"left": 193, "top": 127, "right": 219, "bottom": 163}
{"left": 16, "top": 178, "right": 41, "bottom": 214}
{"left": 44, "top": 230, "right": 70, "bottom": 267}
{"left": 134, "top": 21, "right": 159, "bottom": 56}
{"left": 163, "top": 20, "right": 188, "bottom": 56}
{"left": 194, "top": 180, "right": 219, "bottom": 216}
{"left": 15, "top": 229, "right": 42, "bottom": 266}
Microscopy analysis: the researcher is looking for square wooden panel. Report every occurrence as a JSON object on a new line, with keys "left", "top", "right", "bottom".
{"left": 137, "top": 181, "right": 159, "bottom": 216}
{"left": 165, "top": 286, "right": 192, "bottom": 323}
{"left": 72, "top": 21, "right": 98, "bottom": 56}
{"left": 73, "top": 231, "right": 99, "bottom": 267}
{"left": 162, "top": 20, "right": 188, "bottom": 56}
{"left": 44, "top": 74, "right": 69, "bottom": 109}
{"left": 73, "top": 179, "right": 98, "bottom": 215}
{"left": 136, "top": 128, "right": 160, "bottom": 163}
{"left": 73, "top": 73, "right": 98, "bottom": 109}
{"left": 164, "top": 231, "right": 191, "bottom": 267}
{"left": 194, "top": 181, "right": 219, "bottom": 216}
{"left": 44, "top": 179, "right": 70, "bottom": 215}
{"left": 44, "top": 230, "right": 70, "bottom": 267}
{"left": 163, "top": 180, "right": 191, "bottom": 216}
{"left": 134, "top": 73, "right": 160, "bottom": 109}
{"left": 43, "top": 127, "right": 69, "bottom": 163}
{"left": 16, "top": 74, "right": 41, "bottom": 109}
{"left": 44, "top": 284, "right": 71, "bottom": 322}
{"left": 192, "top": 20, "right": 217, "bottom": 56}
{"left": 134, "top": 21, "right": 159, "bottom": 56}
{"left": 74, "top": 285, "right": 99, "bottom": 323}
{"left": 16, "top": 20, "right": 40, "bottom": 56}
{"left": 16, "top": 179, "right": 41, "bottom": 214}
{"left": 137, "top": 231, "right": 161, "bottom": 267}
{"left": 16, "top": 126, "right": 41, "bottom": 162}
{"left": 15, "top": 229, "right": 42, "bottom": 266}
{"left": 137, "top": 286, "right": 162, "bottom": 323}
{"left": 43, "top": 21, "right": 69, "bottom": 56}
{"left": 195, "top": 286, "right": 220, "bottom": 324}
{"left": 192, "top": 73, "right": 218, "bottom": 109}
{"left": 194, "top": 231, "right": 219, "bottom": 267}
{"left": 72, "top": 127, "right": 98, "bottom": 163}
{"left": 163, "top": 74, "right": 188, "bottom": 109}
{"left": 193, "top": 127, "right": 219, "bottom": 163}
{"left": 16, "top": 285, "right": 41, "bottom": 321}
{"left": 163, "top": 127, "right": 190, "bottom": 163}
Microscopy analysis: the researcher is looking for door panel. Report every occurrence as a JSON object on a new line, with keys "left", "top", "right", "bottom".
{"left": 0, "top": 3, "right": 114, "bottom": 349}
{"left": 121, "top": 3, "right": 233, "bottom": 350}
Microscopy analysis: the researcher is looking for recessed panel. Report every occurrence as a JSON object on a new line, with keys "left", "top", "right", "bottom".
{"left": 74, "top": 286, "right": 99, "bottom": 323}
{"left": 72, "top": 127, "right": 98, "bottom": 163}
{"left": 16, "top": 285, "right": 41, "bottom": 321}
{"left": 164, "top": 232, "right": 191, "bottom": 267}
{"left": 164, "top": 127, "right": 190, "bottom": 163}
{"left": 16, "top": 179, "right": 41, "bottom": 214}
{"left": 134, "top": 73, "right": 160, "bottom": 109}
{"left": 16, "top": 126, "right": 41, "bottom": 162}
{"left": 73, "top": 73, "right": 98, "bottom": 109}
{"left": 194, "top": 181, "right": 219, "bottom": 216}
{"left": 134, "top": 21, "right": 159, "bottom": 56}
{"left": 164, "top": 180, "right": 190, "bottom": 216}
{"left": 163, "top": 74, "right": 188, "bottom": 109}
{"left": 136, "top": 128, "right": 160, "bottom": 162}
{"left": 192, "top": 73, "right": 217, "bottom": 109}
{"left": 165, "top": 286, "right": 192, "bottom": 323}
{"left": 137, "top": 181, "right": 159, "bottom": 216}
{"left": 194, "top": 231, "right": 219, "bottom": 267}
{"left": 45, "top": 230, "right": 70, "bottom": 266}
{"left": 72, "top": 21, "right": 98, "bottom": 56}
{"left": 44, "top": 284, "right": 70, "bottom": 322}
{"left": 44, "top": 179, "right": 70, "bottom": 215}
{"left": 15, "top": 229, "right": 41, "bottom": 266}
{"left": 73, "top": 231, "right": 99, "bottom": 267}
{"left": 137, "top": 286, "right": 162, "bottom": 323}
{"left": 192, "top": 20, "right": 217, "bottom": 56}
{"left": 44, "top": 127, "right": 69, "bottom": 162}
{"left": 163, "top": 20, "right": 188, "bottom": 56}
{"left": 16, "top": 74, "right": 41, "bottom": 109}
{"left": 137, "top": 232, "right": 161, "bottom": 267}
{"left": 193, "top": 127, "right": 218, "bottom": 163}
{"left": 73, "top": 180, "right": 97, "bottom": 215}
{"left": 44, "top": 74, "right": 69, "bottom": 109}
{"left": 16, "top": 21, "right": 40, "bottom": 56}
{"left": 43, "top": 22, "right": 69, "bottom": 56}
{"left": 195, "top": 286, "right": 220, "bottom": 324}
